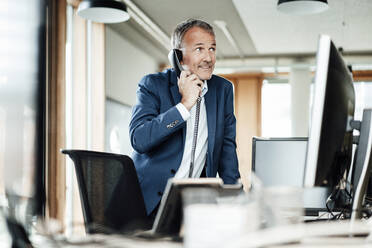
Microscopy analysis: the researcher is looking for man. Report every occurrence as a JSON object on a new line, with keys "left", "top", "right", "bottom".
{"left": 129, "top": 19, "right": 240, "bottom": 218}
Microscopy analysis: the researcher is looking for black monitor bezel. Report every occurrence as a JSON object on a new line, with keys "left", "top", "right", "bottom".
{"left": 304, "top": 35, "right": 355, "bottom": 188}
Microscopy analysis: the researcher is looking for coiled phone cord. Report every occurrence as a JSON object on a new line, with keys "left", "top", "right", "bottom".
{"left": 188, "top": 96, "right": 202, "bottom": 178}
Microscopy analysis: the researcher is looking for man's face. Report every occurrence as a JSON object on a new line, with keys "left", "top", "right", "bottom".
{"left": 180, "top": 27, "right": 216, "bottom": 80}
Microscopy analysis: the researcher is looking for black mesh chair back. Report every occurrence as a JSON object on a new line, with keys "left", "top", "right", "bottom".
{"left": 61, "top": 149, "right": 148, "bottom": 234}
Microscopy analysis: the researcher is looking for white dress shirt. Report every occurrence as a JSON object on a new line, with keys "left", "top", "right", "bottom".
{"left": 174, "top": 81, "right": 208, "bottom": 178}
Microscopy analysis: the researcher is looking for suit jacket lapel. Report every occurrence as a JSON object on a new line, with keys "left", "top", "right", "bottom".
{"left": 204, "top": 79, "right": 216, "bottom": 170}
{"left": 169, "top": 70, "right": 182, "bottom": 105}
{"left": 170, "top": 84, "right": 182, "bottom": 106}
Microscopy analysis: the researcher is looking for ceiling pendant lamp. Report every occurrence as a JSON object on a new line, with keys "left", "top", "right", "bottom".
{"left": 77, "top": 0, "right": 130, "bottom": 23}
{"left": 277, "top": 0, "right": 329, "bottom": 15}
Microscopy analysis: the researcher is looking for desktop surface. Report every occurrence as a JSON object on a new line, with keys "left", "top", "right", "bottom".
{"left": 7, "top": 222, "right": 370, "bottom": 248}
{"left": 1, "top": 213, "right": 371, "bottom": 248}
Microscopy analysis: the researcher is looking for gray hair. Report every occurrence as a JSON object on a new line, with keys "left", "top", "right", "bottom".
{"left": 171, "top": 19, "right": 215, "bottom": 49}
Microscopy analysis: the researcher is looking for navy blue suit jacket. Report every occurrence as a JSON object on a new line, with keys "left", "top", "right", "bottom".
{"left": 129, "top": 69, "right": 240, "bottom": 214}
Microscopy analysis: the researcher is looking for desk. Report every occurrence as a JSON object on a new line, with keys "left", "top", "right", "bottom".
{"left": 0, "top": 230, "right": 369, "bottom": 248}
{"left": 31, "top": 234, "right": 182, "bottom": 248}
{"left": 280, "top": 236, "right": 370, "bottom": 248}
{"left": 229, "top": 220, "right": 372, "bottom": 248}
{"left": 1, "top": 219, "right": 371, "bottom": 248}
{"left": 29, "top": 234, "right": 370, "bottom": 248}
{"left": 30, "top": 220, "right": 372, "bottom": 248}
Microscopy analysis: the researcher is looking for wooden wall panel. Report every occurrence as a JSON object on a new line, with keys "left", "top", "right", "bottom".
{"left": 353, "top": 70, "right": 372, "bottom": 82}
{"left": 221, "top": 74, "right": 263, "bottom": 190}
{"left": 46, "top": 0, "right": 66, "bottom": 226}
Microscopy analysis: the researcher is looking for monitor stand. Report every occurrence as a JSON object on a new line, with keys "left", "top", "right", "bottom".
{"left": 350, "top": 109, "right": 372, "bottom": 220}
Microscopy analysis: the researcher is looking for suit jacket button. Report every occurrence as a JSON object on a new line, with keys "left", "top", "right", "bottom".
{"left": 171, "top": 169, "right": 176, "bottom": 174}
{"left": 157, "top": 191, "right": 163, "bottom": 196}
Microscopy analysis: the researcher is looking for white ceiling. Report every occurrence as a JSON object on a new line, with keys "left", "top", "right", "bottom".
{"left": 233, "top": 0, "right": 372, "bottom": 54}
{"left": 109, "top": 0, "right": 372, "bottom": 70}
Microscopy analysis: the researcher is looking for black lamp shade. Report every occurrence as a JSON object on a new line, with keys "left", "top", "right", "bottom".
{"left": 277, "top": 0, "right": 328, "bottom": 15}
{"left": 77, "top": 0, "right": 130, "bottom": 23}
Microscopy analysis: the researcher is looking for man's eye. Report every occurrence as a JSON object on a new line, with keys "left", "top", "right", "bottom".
{"left": 196, "top": 47, "right": 202, "bottom": 51}
{"left": 209, "top": 47, "right": 216, "bottom": 52}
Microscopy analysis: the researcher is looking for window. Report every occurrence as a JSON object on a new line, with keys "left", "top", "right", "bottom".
{"left": 262, "top": 78, "right": 372, "bottom": 138}
{"left": 105, "top": 98, "right": 133, "bottom": 155}
{"left": 261, "top": 79, "right": 291, "bottom": 137}
{"left": 354, "top": 81, "right": 372, "bottom": 121}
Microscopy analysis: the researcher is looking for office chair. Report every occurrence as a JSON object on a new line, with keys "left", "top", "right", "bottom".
{"left": 61, "top": 149, "right": 149, "bottom": 234}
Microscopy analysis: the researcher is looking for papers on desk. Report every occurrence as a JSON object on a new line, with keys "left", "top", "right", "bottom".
{"left": 32, "top": 233, "right": 182, "bottom": 248}
{"left": 229, "top": 219, "right": 372, "bottom": 248}
{"left": 184, "top": 203, "right": 260, "bottom": 248}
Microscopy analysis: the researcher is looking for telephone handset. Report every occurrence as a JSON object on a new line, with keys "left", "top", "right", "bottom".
{"left": 168, "top": 49, "right": 184, "bottom": 78}
{"left": 168, "top": 48, "right": 201, "bottom": 178}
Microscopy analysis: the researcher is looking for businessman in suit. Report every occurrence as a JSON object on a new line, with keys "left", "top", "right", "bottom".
{"left": 129, "top": 19, "right": 240, "bottom": 219}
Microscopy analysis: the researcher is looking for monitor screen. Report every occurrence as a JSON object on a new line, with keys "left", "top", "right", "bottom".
{"left": 253, "top": 137, "right": 307, "bottom": 187}
{"left": 252, "top": 137, "right": 331, "bottom": 212}
{"left": 304, "top": 35, "right": 355, "bottom": 188}
{"left": 0, "top": 0, "right": 46, "bottom": 226}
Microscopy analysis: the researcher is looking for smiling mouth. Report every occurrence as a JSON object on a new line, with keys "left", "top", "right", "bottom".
{"left": 199, "top": 66, "right": 211, "bottom": 70}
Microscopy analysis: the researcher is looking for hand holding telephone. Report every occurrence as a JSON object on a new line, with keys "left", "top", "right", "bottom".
{"left": 168, "top": 49, "right": 202, "bottom": 87}
{"left": 168, "top": 49, "right": 202, "bottom": 178}
{"left": 168, "top": 49, "right": 184, "bottom": 78}
{"left": 168, "top": 49, "right": 202, "bottom": 107}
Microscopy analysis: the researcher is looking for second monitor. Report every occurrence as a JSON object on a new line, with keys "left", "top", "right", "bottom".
{"left": 252, "top": 137, "right": 331, "bottom": 215}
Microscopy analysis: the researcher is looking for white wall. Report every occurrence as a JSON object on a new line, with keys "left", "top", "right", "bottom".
{"left": 105, "top": 26, "right": 159, "bottom": 106}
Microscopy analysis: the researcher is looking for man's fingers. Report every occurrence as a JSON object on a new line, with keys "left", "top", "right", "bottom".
{"left": 180, "top": 70, "right": 191, "bottom": 79}
{"left": 194, "top": 78, "right": 203, "bottom": 88}
{"left": 179, "top": 71, "right": 203, "bottom": 91}
{"left": 186, "top": 75, "right": 203, "bottom": 87}
{"left": 186, "top": 74, "right": 198, "bottom": 81}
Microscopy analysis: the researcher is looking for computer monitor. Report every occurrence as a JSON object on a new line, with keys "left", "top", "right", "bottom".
{"left": 0, "top": 0, "right": 46, "bottom": 235}
{"left": 253, "top": 137, "right": 308, "bottom": 187}
{"left": 304, "top": 35, "right": 355, "bottom": 189}
{"left": 350, "top": 109, "right": 372, "bottom": 219}
{"left": 252, "top": 137, "right": 331, "bottom": 215}
{"left": 303, "top": 35, "right": 372, "bottom": 220}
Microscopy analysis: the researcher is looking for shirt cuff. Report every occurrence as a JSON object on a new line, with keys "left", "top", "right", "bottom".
{"left": 176, "top": 103, "right": 191, "bottom": 121}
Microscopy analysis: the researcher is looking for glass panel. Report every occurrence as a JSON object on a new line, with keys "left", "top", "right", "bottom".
{"left": 0, "top": 0, "right": 45, "bottom": 225}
